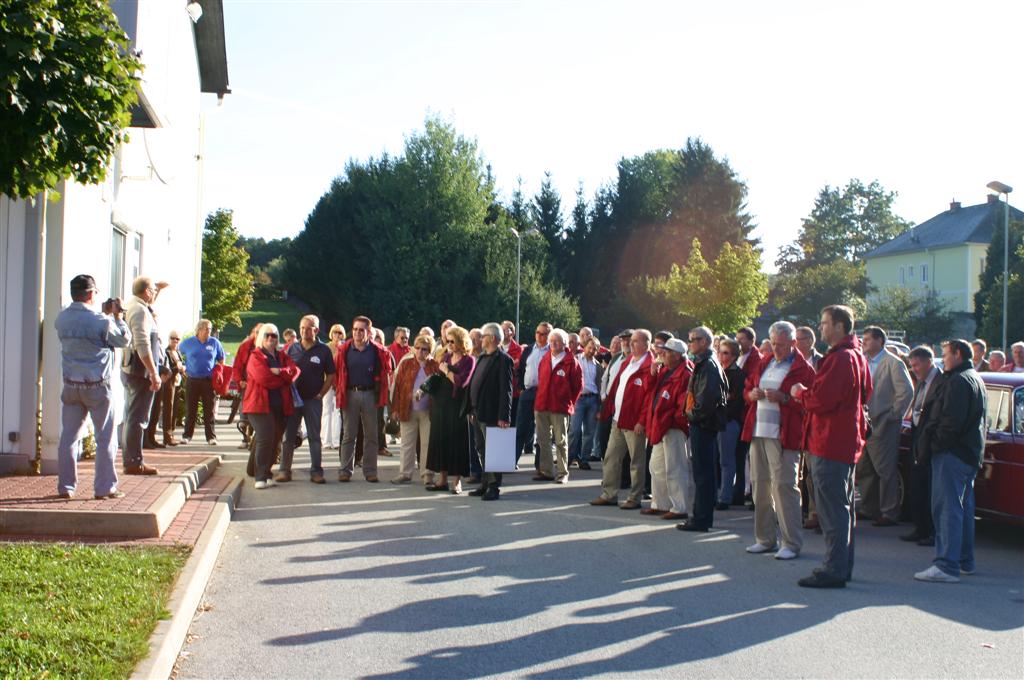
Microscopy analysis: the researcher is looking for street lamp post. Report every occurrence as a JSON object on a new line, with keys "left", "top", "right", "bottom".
{"left": 987, "top": 181, "right": 1014, "bottom": 352}
{"left": 509, "top": 227, "right": 538, "bottom": 342}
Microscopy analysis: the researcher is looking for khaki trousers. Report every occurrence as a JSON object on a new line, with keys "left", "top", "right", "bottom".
{"left": 536, "top": 410, "right": 569, "bottom": 478}
{"left": 856, "top": 418, "right": 902, "bottom": 521}
{"left": 650, "top": 428, "right": 693, "bottom": 514}
{"left": 750, "top": 436, "right": 803, "bottom": 552}
{"left": 400, "top": 410, "right": 432, "bottom": 483}
{"left": 600, "top": 423, "right": 647, "bottom": 503}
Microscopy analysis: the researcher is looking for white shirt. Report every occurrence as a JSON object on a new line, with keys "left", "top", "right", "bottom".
{"left": 613, "top": 354, "right": 645, "bottom": 421}
{"left": 602, "top": 354, "right": 625, "bottom": 400}
{"left": 524, "top": 343, "right": 548, "bottom": 389}
{"left": 550, "top": 350, "right": 566, "bottom": 369}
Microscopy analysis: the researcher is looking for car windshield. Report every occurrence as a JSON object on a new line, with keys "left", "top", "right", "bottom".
{"left": 1016, "top": 388, "right": 1024, "bottom": 435}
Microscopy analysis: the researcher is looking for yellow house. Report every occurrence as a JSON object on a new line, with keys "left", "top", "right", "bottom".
{"left": 864, "top": 196, "right": 1023, "bottom": 314}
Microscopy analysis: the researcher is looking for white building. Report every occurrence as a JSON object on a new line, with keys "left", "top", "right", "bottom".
{"left": 0, "top": 1, "right": 229, "bottom": 473}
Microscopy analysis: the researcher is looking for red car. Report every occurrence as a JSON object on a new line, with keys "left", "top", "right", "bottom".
{"left": 899, "top": 373, "right": 1024, "bottom": 525}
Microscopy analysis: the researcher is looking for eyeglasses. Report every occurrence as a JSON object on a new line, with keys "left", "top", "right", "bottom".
{"left": 331, "top": 331, "right": 342, "bottom": 335}
{"left": 265, "top": 333, "right": 278, "bottom": 339}
{"left": 687, "top": 337, "right": 702, "bottom": 343}
{"left": 169, "top": 337, "right": 180, "bottom": 341}
{"left": 536, "top": 331, "right": 549, "bottom": 336}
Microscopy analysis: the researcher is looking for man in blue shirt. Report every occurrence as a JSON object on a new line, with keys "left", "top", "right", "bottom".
{"left": 54, "top": 275, "right": 132, "bottom": 499}
{"left": 178, "top": 319, "right": 226, "bottom": 445}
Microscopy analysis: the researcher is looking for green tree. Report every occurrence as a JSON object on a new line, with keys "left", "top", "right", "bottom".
{"left": 0, "top": 0, "right": 141, "bottom": 198}
{"left": 532, "top": 171, "right": 567, "bottom": 276}
{"left": 201, "top": 209, "right": 254, "bottom": 331}
{"left": 774, "top": 259, "right": 868, "bottom": 327}
{"left": 629, "top": 238, "right": 768, "bottom": 333}
{"left": 976, "top": 242, "right": 1024, "bottom": 348}
{"left": 283, "top": 116, "right": 578, "bottom": 331}
{"left": 866, "top": 286, "right": 956, "bottom": 345}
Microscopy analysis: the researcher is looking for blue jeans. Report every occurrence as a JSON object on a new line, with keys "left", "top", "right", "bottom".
{"left": 930, "top": 451, "right": 977, "bottom": 576}
{"left": 515, "top": 387, "right": 537, "bottom": 466}
{"left": 568, "top": 393, "right": 600, "bottom": 463}
{"left": 280, "top": 397, "right": 324, "bottom": 475}
{"left": 59, "top": 381, "right": 118, "bottom": 496}
{"left": 716, "top": 420, "right": 740, "bottom": 504}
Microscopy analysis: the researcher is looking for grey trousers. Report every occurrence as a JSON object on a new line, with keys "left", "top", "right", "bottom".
{"left": 340, "top": 389, "right": 379, "bottom": 477}
{"left": 121, "top": 372, "right": 155, "bottom": 468}
{"left": 280, "top": 397, "right": 324, "bottom": 475}
{"left": 856, "top": 417, "right": 902, "bottom": 520}
{"left": 58, "top": 382, "right": 118, "bottom": 496}
{"left": 600, "top": 424, "right": 647, "bottom": 503}
{"left": 809, "top": 453, "right": 856, "bottom": 581}
{"left": 249, "top": 412, "right": 284, "bottom": 482}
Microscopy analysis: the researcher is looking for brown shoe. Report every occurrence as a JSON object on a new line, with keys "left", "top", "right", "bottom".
{"left": 532, "top": 474, "right": 554, "bottom": 482}
{"left": 803, "top": 517, "right": 820, "bottom": 529}
{"left": 274, "top": 471, "right": 292, "bottom": 483}
{"left": 365, "top": 475, "right": 379, "bottom": 483}
{"left": 872, "top": 516, "right": 898, "bottom": 527}
{"left": 163, "top": 436, "right": 179, "bottom": 447}
{"left": 310, "top": 473, "right": 326, "bottom": 484}
{"left": 662, "top": 511, "right": 688, "bottom": 520}
{"left": 641, "top": 508, "right": 669, "bottom": 515}
{"left": 589, "top": 497, "right": 616, "bottom": 506}
{"left": 338, "top": 472, "right": 352, "bottom": 482}
{"left": 144, "top": 438, "right": 166, "bottom": 449}
{"left": 619, "top": 500, "right": 641, "bottom": 510}
{"left": 378, "top": 448, "right": 393, "bottom": 457}
{"left": 124, "top": 464, "right": 158, "bottom": 475}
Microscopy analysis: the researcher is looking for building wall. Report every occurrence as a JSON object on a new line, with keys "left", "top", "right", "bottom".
{"left": 1, "top": 3, "right": 209, "bottom": 472}
{"left": 865, "top": 244, "right": 983, "bottom": 314}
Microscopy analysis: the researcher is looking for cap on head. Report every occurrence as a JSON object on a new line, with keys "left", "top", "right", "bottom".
{"left": 664, "top": 338, "right": 687, "bottom": 355}
{"left": 617, "top": 328, "right": 634, "bottom": 340}
{"left": 70, "top": 274, "right": 98, "bottom": 294}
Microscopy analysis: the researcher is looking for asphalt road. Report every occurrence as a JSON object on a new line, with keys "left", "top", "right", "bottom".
{"left": 176, "top": 422, "right": 1024, "bottom": 679}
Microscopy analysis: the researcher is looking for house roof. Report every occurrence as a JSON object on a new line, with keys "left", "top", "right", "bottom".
{"left": 865, "top": 199, "right": 1024, "bottom": 259}
{"left": 193, "top": 0, "right": 231, "bottom": 97}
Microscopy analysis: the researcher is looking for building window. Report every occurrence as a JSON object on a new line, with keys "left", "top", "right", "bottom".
{"left": 899, "top": 266, "right": 905, "bottom": 284}
{"left": 110, "top": 228, "right": 126, "bottom": 298}
{"left": 129, "top": 233, "right": 142, "bottom": 284}
{"left": 921, "top": 263, "right": 928, "bottom": 283}
{"left": 908, "top": 265, "right": 915, "bottom": 278}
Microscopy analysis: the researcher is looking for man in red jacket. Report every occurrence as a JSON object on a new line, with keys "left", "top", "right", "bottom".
{"left": 591, "top": 329, "right": 655, "bottom": 510}
{"left": 641, "top": 338, "right": 693, "bottom": 520}
{"left": 334, "top": 315, "right": 394, "bottom": 483}
{"left": 791, "top": 305, "right": 872, "bottom": 588}
{"left": 534, "top": 329, "right": 583, "bottom": 484}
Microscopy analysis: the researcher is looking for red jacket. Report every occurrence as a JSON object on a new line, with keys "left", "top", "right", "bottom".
{"left": 643, "top": 361, "right": 692, "bottom": 444}
{"left": 740, "top": 349, "right": 815, "bottom": 450}
{"left": 242, "top": 349, "right": 300, "bottom": 416}
{"left": 600, "top": 351, "right": 655, "bottom": 430}
{"left": 797, "top": 334, "right": 873, "bottom": 464}
{"left": 334, "top": 340, "right": 394, "bottom": 409}
{"left": 504, "top": 339, "right": 524, "bottom": 364}
{"left": 739, "top": 347, "right": 763, "bottom": 384}
{"left": 534, "top": 351, "right": 583, "bottom": 415}
{"left": 231, "top": 336, "right": 256, "bottom": 383}
{"left": 388, "top": 342, "right": 411, "bottom": 365}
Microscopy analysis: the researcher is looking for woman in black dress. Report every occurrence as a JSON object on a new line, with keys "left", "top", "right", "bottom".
{"left": 419, "top": 325, "right": 476, "bottom": 494}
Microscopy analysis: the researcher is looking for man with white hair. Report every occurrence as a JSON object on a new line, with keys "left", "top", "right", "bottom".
{"left": 121, "top": 276, "right": 167, "bottom": 475}
{"left": 591, "top": 329, "right": 655, "bottom": 509}
{"left": 988, "top": 350, "right": 1006, "bottom": 372}
{"left": 677, "top": 326, "right": 728, "bottom": 532}
{"left": 534, "top": 328, "right": 583, "bottom": 483}
{"left": 178, "top": 318, "right": 226, "bottom": 446}
{"left": 468, "top": 322, "right": 515, "bottom": 500}
{"left": 642, "top": 337, "right": 694, "bottom": 520}
{"left": 741, "top": 321, "right": 815, "bottom": 559}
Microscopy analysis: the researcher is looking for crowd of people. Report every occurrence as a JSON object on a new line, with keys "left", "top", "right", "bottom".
{"left": 55, "top": 273, "right": 1022, "bottom": 588}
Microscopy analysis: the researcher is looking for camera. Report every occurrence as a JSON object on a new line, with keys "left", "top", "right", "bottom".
{"left": 102, "top": 297, "right": 122, "bottom": 315}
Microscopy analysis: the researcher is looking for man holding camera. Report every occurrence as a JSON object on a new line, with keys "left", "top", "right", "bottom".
{"left": 55, "top": 275, "right": 132, "bottom": 499}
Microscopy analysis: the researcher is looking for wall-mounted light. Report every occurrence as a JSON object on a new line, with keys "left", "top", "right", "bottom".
{"left": 186, "top": 1, "right": 203, "bottom": 23}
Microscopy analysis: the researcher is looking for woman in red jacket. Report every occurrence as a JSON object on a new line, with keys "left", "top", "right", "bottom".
{"left": 741, "top": 321, "right": 815, "bottom": 560}
{"left": 642, "top": 338, "right": 693, "bottom": 520}
{"left": 243, "top": 323, "right": 301, "bottom": 489}
{"left": 533, "top": 329, "right": 583, "bottom": 483}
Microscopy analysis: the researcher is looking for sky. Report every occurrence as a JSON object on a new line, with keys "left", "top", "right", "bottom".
{"left": 199, "top": 0, "right": 1023, "bottom": 270}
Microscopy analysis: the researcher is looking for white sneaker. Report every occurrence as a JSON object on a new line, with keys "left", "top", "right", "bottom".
{"left": 180, "top": 438, "right": 190, "bottom": 445}
{"left": 774, "top": 547, "right": 799, "bottom": 560}
{"left": 254, "top": 480, "right": 267, "bottom": 490}
{"left": 264, "top": 478, "right": 277, "bottom": 488}
{"left": 914, "top": 565, "right": 960, "bottom": 583}
{"left": 745, "top": 542, "right": 776, "bottom": 554}
{"left": 208, "top": 438, "right": 218, "bottom": 446}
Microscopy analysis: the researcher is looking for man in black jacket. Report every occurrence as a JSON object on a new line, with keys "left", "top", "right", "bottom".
{"left": 469, "top": 323, "right": 515, "bottom": 500}
{"left": 678, "top": 326, "right": 727, "bottom": 533}
{"left": 914, "top": 339, "right": 986, "bottom": 583}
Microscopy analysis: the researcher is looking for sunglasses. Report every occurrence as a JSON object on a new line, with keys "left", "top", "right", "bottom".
{"left": 688, "top": 337, "right": 703, "bottom": 343}
{"left": 265, "top": 333, "right": 278, "bottom": 339}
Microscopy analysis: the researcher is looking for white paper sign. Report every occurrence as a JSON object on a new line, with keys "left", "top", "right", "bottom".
{"left": 484, "top": 426, "right": 518, "bottom": 472}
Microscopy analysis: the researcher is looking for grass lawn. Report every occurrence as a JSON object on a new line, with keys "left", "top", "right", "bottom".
{"left": 218, "top": 298, "right": 307, "bottom": 361}
{"left": 0, "top": 543, "right": 189, "bottom": 679}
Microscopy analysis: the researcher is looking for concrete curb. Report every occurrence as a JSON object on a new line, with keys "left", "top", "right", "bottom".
{"left": 0, "top": 455, "right": 221, "bottom": 539}
{"left": 131, "top": 477, "right": 243, "bottom": 680}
